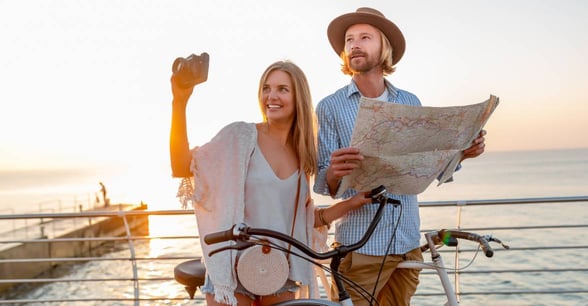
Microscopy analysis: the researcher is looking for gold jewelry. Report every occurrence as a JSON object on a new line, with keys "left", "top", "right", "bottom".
{"left": 318, "top": 208, "right": 330, "bottom": 229}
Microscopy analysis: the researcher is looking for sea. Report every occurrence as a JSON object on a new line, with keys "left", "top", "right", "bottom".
{"left": 1, "top": 148, "right": 587, "bottom": 305}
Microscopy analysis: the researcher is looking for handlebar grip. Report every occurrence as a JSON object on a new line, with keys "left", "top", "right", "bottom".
{"left": 479, "top": 238, "right": 494, "bottom": 258}
{"left": 204, "top": 226, "right": 236, "bottom": 245}
{"left": 369, "top": 185, "right": 386, "bottom": 199}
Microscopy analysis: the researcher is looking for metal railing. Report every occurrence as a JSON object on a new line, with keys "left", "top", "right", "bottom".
{"left": 0, "top": 196, "right": 587, "bottom": 305}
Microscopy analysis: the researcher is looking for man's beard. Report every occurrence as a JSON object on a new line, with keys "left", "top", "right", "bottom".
{"left": 349, "top": 52, "right": 379, "bottom": 74}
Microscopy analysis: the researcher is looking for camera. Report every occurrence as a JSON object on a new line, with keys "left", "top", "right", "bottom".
{"left": 172, "top": 52, "right": 210, "bottom": 88}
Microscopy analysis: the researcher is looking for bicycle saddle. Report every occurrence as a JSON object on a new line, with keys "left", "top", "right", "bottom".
{"left": 174, "top": 258, "right": 206, "bottom": 299}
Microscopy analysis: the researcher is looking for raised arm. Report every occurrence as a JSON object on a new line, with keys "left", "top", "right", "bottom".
{"left": 169, "top": 78, "right": 194, "bottom": 178}
{"left": 169, "top": 53, "right": 210, "bottom": 178}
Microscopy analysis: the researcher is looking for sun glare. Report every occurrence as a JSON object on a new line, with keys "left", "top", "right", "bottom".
{"left": 146, "top": 214, "right": 198, "bottom": 258}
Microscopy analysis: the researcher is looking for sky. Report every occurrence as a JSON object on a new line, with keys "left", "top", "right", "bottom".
{"left": 1, "top": 1, "right": 587, "bottom": 206}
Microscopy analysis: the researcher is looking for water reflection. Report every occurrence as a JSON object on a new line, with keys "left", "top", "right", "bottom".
{"left": 142, "top": 214, "right": 202, "bottom": 303}
{"left": 146, "top": 214, "right": 198, "bottom": 258}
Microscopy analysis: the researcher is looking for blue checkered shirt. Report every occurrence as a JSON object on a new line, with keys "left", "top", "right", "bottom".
{"left": 314, "top": 79, "right": 423, "bottom": 255}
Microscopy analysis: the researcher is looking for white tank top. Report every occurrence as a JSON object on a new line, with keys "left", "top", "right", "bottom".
{"left": 243, "top": 144, "right": 310, "bottom": 283}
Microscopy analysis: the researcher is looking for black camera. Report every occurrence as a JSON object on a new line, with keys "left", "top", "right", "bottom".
{"left": 172, "top": 52, "right": 210, "bottom": 88}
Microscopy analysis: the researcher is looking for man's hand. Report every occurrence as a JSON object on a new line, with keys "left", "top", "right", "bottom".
{"left": 461, "top": 129, "right": 487, "bottom": 161}
{"left": 326, "top": 147, "right": 364, "bottom": 195}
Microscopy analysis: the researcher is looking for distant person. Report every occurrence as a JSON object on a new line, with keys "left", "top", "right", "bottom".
{"left": 169, "top": 57, "right": 371, "bottom": 306}
{"left": 99, "top": 182, "right": 109, "bottom": 207}
{"left": 313, "top": 7, "right": 488, "bottom": 306}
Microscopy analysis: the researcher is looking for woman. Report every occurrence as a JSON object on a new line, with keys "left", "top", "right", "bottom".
{"left": 169, "top": 59, "right": 371, "bottom": 306}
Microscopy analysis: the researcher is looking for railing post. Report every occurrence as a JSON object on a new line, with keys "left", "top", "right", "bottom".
{"left": 120, "top": 212, "right": 140, "bottom": 305}
{"left": 454, "top": 201, "right": 465, "bottom": 302}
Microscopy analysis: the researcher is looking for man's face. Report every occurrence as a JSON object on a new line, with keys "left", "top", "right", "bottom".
{"left": 343, "top": 24, "right": 382, "bottom": 74}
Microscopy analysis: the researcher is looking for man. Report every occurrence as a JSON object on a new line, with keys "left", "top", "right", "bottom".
{"left": 99, "top": 182, "right": 109, "bottom": 207}
{"left": 313, "top": 7, "right": 487, "bottom": 306}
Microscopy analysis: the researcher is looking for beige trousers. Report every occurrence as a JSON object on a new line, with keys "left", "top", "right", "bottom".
{"left": 331, "top": 247, "right": 423, "bottom": 306}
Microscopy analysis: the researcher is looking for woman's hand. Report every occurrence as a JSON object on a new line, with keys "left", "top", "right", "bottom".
{"left": 346, "top": 191, "right": 372, "bottom": 210}
{"left": 171, "top": 74, "right": 195, "bottom": 109}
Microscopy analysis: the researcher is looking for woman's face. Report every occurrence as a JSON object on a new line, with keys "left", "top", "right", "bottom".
{"left": 261, "top": 70, "right": 295, "bottom": 123}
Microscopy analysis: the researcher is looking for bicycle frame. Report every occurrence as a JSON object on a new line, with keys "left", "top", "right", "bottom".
{"left": 397, "top": 231, "right": 462, "bottom": 306}
{"left": 395, "top": 255, "right": 459, "bottom": 306}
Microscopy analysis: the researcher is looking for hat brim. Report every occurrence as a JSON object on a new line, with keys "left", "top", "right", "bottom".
{"left": 327, "top": 12, "right": 406, "bottom": 65}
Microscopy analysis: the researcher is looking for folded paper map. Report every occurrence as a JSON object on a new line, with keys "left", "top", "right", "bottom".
{"left": 337, "top": 95, "right": 499, "bottom": 197}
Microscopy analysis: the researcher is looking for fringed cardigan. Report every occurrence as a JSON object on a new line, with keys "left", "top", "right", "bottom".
{"left": 178, "top": 121, "right": 327, "bottom": 305}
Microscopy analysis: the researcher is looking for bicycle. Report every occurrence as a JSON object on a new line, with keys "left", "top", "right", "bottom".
{"left": 174, "top": 185, "right": 509, "bottom": 305}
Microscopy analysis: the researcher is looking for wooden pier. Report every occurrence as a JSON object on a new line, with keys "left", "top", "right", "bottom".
{"left": 0, "top": 203, "right": 149, "bottom": 294}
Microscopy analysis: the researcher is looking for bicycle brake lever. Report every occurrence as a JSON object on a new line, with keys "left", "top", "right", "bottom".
{"left": 387, "top": 198, "right": 401, "bottom": 206}
{"left": 209, "top": 241, "right": 256, "bottom": 257}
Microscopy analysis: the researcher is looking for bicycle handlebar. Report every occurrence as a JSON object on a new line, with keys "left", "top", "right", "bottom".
{"left": 436, "top": 229, "right": 508, "bottom": 257}
{"left": 204, "top": 185, "right": 395, "bottom": 260}
{"left": 204, "top": 186, "right": 509, "bottom": 261}
{"left": 204, "top": 223, "right": 242, "bottom": 245}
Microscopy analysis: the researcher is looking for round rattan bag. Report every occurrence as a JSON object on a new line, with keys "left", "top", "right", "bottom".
{"left": 236, "top": 244, "right": 289, "bottom": 296}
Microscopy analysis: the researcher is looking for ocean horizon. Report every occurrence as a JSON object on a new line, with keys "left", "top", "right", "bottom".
{"left": 2, "top": 147, "right": 586, "bottom": 215}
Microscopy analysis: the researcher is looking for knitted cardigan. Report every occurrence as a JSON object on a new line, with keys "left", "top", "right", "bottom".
{"left": 178, "top": 121, "right": 327, "bottom": 305}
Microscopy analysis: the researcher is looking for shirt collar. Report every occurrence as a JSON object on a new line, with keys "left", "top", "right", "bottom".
{"left": 347, "top": 79, "right": 400, "bottom": 102}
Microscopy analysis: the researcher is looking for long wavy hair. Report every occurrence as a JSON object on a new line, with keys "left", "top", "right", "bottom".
{"left": 340, "top": 28, "right": 396, "bottom": 76}
{"left": 257, "top": 60, "right": 317, "bottom": 177}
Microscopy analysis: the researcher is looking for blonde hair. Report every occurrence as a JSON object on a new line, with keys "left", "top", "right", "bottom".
{"left": 257, "top": 61, "right": 317, "bottom": 176}
{"left": 340, "top": 29, "right": 396, "bottom": 76}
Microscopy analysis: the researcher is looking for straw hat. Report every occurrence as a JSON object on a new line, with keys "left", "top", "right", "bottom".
{"left": 327, "top": 7, "right": 406, "bottom": 65}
